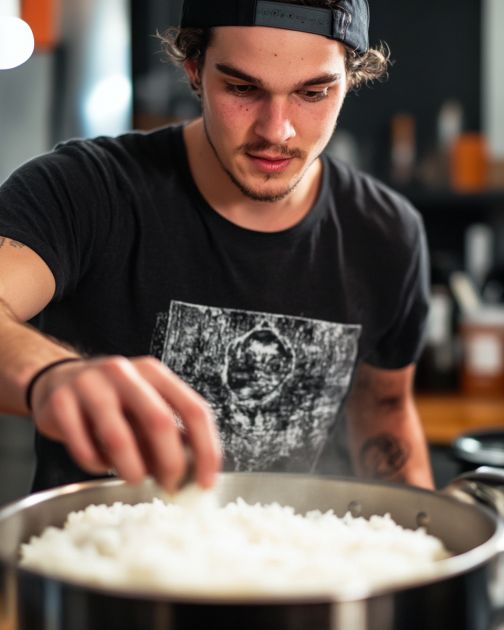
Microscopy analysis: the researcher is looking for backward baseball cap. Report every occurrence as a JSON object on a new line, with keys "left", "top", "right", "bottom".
{"left": 179, "top": 0, "right": 370, "bottom": 55}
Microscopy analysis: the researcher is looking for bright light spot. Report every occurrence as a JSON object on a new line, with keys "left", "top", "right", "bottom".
{"left": 84, "top": 74, "right": 132, "bottom": 135}
{"left": 0, "top": 16, "right": 34, "bottom": 70}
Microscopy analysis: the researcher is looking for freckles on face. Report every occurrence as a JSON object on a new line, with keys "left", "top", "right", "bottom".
{"left": 204, "top": 78, "right": 341, "bottom": 156}
{"left": 202, "top": 94, "right": 250, "bottom": 149}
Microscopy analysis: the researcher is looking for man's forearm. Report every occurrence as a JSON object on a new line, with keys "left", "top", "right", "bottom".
{"left": 0, "top": 298, "right": 79, "bottom": 415}
{"left": 347, "top": 398, "right": 434, "bottom": 489}
{"left": 345, "top": 363, "right": 434, "bottom": 489}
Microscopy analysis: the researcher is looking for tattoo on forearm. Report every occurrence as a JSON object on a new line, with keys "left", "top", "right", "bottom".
{"left": 0, "top": 238, "right": 24, "bottom": 250}
{"left": 359, "top": 433, "right": 410, "bottom": 479}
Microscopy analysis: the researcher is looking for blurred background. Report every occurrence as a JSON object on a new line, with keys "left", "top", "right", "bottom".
{"left": 1, "top": 0, "right": 503, "bottom": 503}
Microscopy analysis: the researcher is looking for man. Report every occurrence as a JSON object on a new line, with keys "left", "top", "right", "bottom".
{"left": 0, "top": 0, "right": 433, "bottom": 493}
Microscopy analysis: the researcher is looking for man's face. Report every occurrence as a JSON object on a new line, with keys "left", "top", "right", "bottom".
{"left": 188, "top": 26, "right": 348, "bottom": 202}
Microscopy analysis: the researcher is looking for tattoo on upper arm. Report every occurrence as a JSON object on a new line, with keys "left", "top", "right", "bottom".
{"left": 9, "top": 239, "right": 25, "bottom": 249}
{"left": 359, "top": 433, "right": 410, "bottom": 480}
{"left": 0, "top": 238, "right": 25, "bottom": 250}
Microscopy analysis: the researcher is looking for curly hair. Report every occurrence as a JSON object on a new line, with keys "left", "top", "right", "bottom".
{"left": 159, "top": 1, "right": 390, "bottom": 91}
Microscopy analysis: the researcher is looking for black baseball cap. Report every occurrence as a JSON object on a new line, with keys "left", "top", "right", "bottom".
{"left": 180, "top": 0, "right": 370, "bottom": 55}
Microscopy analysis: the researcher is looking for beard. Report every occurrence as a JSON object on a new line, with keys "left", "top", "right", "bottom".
{"left": 202, "top": 115, "right": 312, "bottom": 203}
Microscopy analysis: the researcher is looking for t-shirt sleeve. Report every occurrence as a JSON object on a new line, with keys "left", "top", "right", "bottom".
{"left": 365, "top": 211, "right": 430, "bottom": 370}
{"left": 0, "top": 140, "right": 115, "bottom": 299}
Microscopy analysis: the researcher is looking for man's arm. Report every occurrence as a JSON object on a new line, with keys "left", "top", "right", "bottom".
{"left": 345, "top": 362, "right": 434, "bottom": 489}
{"left": 0, "top": 237, "right": 221, "bottom": 491}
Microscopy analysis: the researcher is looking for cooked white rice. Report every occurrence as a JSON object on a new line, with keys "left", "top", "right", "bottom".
{"left": 20, "top": 488, "right": 450, "bottom": 598}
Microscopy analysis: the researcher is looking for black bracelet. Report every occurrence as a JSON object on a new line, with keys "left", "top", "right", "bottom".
{"left": 25, "top": 357, "right": 82, "bottom": 411}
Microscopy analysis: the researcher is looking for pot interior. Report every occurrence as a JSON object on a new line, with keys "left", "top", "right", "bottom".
{"left": 0, "top": 473, "right": 497, "bottom": 564}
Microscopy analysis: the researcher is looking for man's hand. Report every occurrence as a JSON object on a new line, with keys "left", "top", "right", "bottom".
{"left": 0, "top": 241, "right": 221, "bottom": 491}
{"left": 29, "top": 355, "right": 222, "bottom": 492}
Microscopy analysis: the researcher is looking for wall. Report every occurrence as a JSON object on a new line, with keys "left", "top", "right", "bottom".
{"left": 0, "top": 53, "right": 52, "bottom": 184}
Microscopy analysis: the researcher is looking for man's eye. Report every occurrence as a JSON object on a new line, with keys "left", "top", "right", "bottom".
{"left": 299, "top": 88, "right": 329, "bottom": 102}
{"left": 226, "top": 84, "right": 256, "bottom": 96}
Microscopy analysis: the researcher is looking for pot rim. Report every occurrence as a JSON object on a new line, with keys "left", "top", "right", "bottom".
{"left": 1, "top": 474, "right": 503, "bottom": 603}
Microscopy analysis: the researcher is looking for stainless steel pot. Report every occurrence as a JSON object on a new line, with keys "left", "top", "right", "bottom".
{"left": 0, "top": 472, "right": 503, "bottom": 630}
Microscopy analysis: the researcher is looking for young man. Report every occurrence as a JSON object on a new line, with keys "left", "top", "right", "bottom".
{"left": 0, "top": 0, "right": 434, "bottom": 493}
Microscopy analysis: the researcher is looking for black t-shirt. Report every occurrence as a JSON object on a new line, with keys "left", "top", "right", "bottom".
{"left": 0, "top": 125, "right": 429, "bottom": 489}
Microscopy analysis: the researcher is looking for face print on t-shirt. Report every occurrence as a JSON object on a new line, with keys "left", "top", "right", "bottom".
{"left": 151, "top": 301, "right": 361, "bottom": 471}
{"left": 224, "top": 323, "right": 295, "bottom": 410}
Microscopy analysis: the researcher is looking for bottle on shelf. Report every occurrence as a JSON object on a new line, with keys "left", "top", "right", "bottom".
{"left": 465, "top": 223, "right": 494, "bottom": 293}
{"left": 450, "top": 265, "right": 504, "bottom": 398}
{"left": 450, "top": 133, "right": 490, "bottom": 193}
{"left": 438, "top": 100, "right": 464, "bottom": 189}
{"left": 389, "top": 113, "right": 416, "bottom": 187}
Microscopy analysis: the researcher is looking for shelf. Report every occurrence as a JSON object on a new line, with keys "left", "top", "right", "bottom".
{"left": 416, "top": 393, "right": 504, "bottom": 444}
{"left": 393, "top": 187, "right": 504, "bottom": 209}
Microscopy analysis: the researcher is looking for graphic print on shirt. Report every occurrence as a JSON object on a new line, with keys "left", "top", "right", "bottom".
{"left": 150, "top": 301, "right": 361, "bottom": 471}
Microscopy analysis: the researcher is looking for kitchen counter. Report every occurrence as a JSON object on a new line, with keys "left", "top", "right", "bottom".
{"left": 416, "top": 393, "right": 504, "bottom": 444}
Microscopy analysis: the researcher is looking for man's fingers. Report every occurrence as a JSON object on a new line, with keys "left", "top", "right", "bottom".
{"left": 37, "top": 386, "right": 110, "bottom": 473}
{"left": 129, "top": 412, "right": 187, "bottom": 493}
{"left": 31, "top": 355, "right": 222, "bottom": 491}
{"left": 105, "top": 360, "right": 189, "bottom": 492}
{"left": 134, "top": 357, "right": 222, "bottom": 488}
{"left": 72, "top": 369, "right": 148, "bottom": 484}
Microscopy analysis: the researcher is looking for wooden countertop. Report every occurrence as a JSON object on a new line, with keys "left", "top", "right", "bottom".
{"left": 416, "top": 393, "right": 504, "bottom": 444}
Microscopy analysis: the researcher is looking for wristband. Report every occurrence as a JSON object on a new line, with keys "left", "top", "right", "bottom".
{"left": 25, "top": 357, "right": 82, "bottom": 411}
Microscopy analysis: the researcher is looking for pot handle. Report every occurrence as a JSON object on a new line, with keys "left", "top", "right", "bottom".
{"left": 443, "top": 466, "right": 504, "bottom": 518}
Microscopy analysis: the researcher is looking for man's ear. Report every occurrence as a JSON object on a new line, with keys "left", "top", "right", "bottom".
{"left": 184, "top": 59, "right": 201, "bottom": 92}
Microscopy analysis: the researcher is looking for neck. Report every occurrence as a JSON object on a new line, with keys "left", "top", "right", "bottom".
{"left": 183, "top": 118, "right": 322, "bottom": 233}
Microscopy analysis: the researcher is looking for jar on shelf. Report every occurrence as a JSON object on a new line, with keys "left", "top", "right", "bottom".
{"left": 459, "top": 306, "right": 504, "bottom": 397}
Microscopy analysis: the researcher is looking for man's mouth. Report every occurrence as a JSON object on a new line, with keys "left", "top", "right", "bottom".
{"left": 246, "top": 153, "right": 294, "bottom": 174}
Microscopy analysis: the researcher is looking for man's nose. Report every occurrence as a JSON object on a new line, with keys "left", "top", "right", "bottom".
{"left": 253, "top": 97, "right": 296, "bottom": 146}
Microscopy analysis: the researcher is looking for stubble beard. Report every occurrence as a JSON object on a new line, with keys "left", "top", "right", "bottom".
{"left": 202, "top": 116, "right": 313, "bottom": 203}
